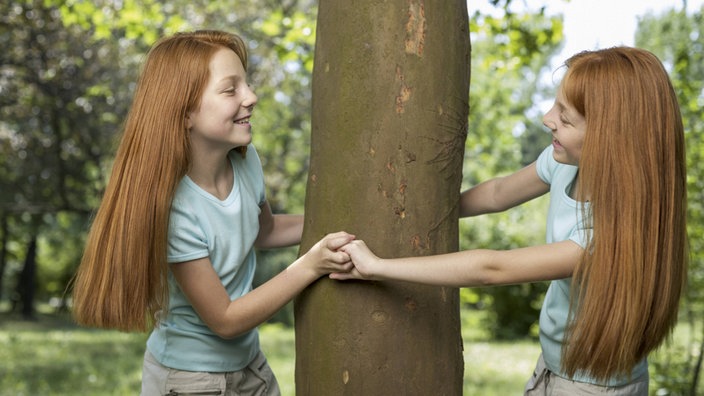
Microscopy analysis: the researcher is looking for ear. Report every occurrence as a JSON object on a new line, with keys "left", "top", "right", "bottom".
{"left": 185, "top": 114, "right": 193, "bottom": 129}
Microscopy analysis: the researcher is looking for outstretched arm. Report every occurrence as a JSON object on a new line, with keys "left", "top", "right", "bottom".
{"left": 331, "top": 239, "right": 581, "bottom": 287}
{"left": 172, "top": 231, "right": 354, "bottom": 339}
{"left": 460, "top": 161, "right": 549, "bottom": 217}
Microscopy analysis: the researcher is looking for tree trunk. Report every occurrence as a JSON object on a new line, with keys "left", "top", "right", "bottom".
{"left": 16, "top": 235, "right": 37, "bottom": 319}
{"left": 0, "top": 214, "right": 7, "bottom": 308}
{"left": 294, "top": 0, "right": 470, "bottom": 394}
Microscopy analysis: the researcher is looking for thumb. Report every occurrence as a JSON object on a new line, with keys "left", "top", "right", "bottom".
{"left": 325, "top": 232, "right": 355, "bottom": 250}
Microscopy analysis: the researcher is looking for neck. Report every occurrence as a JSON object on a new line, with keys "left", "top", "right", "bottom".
{"left": 188, "top": 153, "right": 233, "bottom": 200}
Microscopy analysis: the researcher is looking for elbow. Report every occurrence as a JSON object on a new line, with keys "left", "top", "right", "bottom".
{"left": 254, "top": 226, "right": 275, "bottom": 250}
{"left": 253, "top": 232, "right": 271, "bottom": 250}
{"left": 213, "top": 328, "right": 236, "bottom": 340}
{"left": 473, "top": 254, "right": 506, "bottom": 287}
{"left": 476, "top": 271, "right": 501, "bottom": 287}
{"left": 214, "top": 327, "right": 247, "bottom": 340}
{"left": 210, "top": 322, "right": 251, "bottom": 340}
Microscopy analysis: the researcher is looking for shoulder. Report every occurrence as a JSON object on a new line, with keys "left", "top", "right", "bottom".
{"left": 535, "top": 145, "right": 556, "bottom": 182}
{"left": 535, "top": 145, "right": 577, "bottom": 185}
{"left": 170, "top": 181, "right": 202, "bottom": 226}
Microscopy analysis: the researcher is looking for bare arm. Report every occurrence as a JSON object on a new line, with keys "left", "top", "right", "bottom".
{"left": 255, "top": 201, "right": 304, "bottom": 249}
{"left": 172, "top": 232, "right": 354, "bottom": 339}
{"left": 332, "top": 239, "right": 581, "bottom": 287}
{"left": 460, "top": 161, "right": 549, "bottom": 217}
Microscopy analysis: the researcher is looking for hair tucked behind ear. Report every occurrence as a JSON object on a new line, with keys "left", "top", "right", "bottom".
{"left": 70, "top": 30, "right": 250, "bottom": 331}
{"left": 560, "top": 47, "right": 687, "bottom": 380}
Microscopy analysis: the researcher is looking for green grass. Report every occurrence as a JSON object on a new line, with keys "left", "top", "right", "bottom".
{"left": 0, "top": 310, "right": 537, "bottom": 395}
{"left": 3, "top": 309, "right": 697, "bottom": 395}
{"left": 0, "top": 312, "right": 147, "bottom": 395}
{"left": 463, "top": 341, "right": 538, "bottom": 395}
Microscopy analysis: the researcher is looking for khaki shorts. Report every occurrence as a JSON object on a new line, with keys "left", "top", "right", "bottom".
{"left": 141, "top": 349, "right": 281, "bottom": 396}
{"left": 524, "top": 354, "right": 648, "bottom": 396}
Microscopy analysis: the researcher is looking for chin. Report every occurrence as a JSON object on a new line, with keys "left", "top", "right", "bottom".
{"left": 552, "top": 153, "right": 577, "bottom": 166}
{"left": 234, "top": 135, "right": 252, "bottom": 146}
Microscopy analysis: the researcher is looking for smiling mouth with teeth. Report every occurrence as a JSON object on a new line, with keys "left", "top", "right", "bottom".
{"left": 234, "top": 117, "right": 250, "bottom": 124}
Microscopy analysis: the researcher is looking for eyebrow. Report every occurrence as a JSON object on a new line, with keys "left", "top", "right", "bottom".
{"left": 216, "top": 75, "right": 242, "bottom": 86}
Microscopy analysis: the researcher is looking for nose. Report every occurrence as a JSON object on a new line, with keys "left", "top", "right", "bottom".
{"left": 243, "top": 85, "right": 258, "bottom": 110}
{"left": 542, "top": 107, "right": 557, "bottom": 132}
{"left": 543, "top": 117, "right": 556, "bottom": 132}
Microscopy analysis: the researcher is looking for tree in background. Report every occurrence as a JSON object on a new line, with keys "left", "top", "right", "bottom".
{"left": 294, "top": 0, "right": 469, "bottom": 393}
{"left": 0, "top": 0, "right": 150, "bottom": 314}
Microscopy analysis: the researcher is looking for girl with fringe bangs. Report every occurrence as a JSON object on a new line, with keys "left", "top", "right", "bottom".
{"left": 71, "top": 30, "right": 354, "bottom": 395}
{"left": 332, "top": 47, "right": 687, "bottom": 395}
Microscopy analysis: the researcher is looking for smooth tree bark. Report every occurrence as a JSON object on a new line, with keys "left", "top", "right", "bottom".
{"left": 294, "top": 0, "right": 470, "bottom": 394}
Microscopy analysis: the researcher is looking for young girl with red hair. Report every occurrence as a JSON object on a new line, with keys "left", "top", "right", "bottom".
{"left": 71, "top": 30, "right": 354, "bottom": 395}
{"left": 333, "top": 47, "right": 687, "bottom": 395}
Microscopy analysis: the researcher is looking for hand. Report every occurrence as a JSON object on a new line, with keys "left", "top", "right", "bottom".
{"left": 329, "top": 239, "right": 380, "bottom": 281}
{"left": 297, "top": 231, "right": 355, "bottom": 276}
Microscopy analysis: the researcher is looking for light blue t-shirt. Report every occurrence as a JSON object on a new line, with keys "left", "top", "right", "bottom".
{"left": 146, "top": 144, "right": 266, "bottom": 372}
{"left": 535, "top": 145, "right": 648, "bottom": 386}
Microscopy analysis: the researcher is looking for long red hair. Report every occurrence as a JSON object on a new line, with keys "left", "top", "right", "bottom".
{"left": 561, "top": 47, "right": 687, "bottom": 380}
{"left": 71, "top": 31, "right": 249, "bottom": 331}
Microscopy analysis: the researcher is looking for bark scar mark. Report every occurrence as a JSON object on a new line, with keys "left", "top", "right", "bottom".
{"left": 405, "top": 297, "right": 418, "bottom": 311}
{"left": 396, "top": 85, "right": 412, "bottom": 114}
{"left": 395, "top": 65, "right": 412, "bottom": 114}
{"left": 411, "top": 234, "right": 429, "bottom": 251}
{"left": 404, "top": 0, "right": 426, "bottom": 56}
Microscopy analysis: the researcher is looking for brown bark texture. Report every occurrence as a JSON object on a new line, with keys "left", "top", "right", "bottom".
{"left": 294, "top": 0, "right": 470, "bottom": 394}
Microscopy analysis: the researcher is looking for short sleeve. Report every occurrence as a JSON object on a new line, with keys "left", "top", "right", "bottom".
{"left": 568, "top": 219, "right": 591, "bottom": 249}
{"left": 535, "top": 145, "right": 558, "bottom": 185}
{"left": 167, "top": 196, "right": 209, "bottom": 263}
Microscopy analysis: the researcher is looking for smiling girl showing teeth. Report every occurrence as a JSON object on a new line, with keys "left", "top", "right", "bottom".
{"left": 71, "top": 30, "right": 355, "bottom": 396}
{"left": 332, "top": 47, "right": 687, "bottom": 395}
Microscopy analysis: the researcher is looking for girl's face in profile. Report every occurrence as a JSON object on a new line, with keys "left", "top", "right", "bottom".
{"left": 543, "top": 86, "right": 586, "bottom": 166}
{"left": 187, "top": 48, "right": 258, "bottom": 153}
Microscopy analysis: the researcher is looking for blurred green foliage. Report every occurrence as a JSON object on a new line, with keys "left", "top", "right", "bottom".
{"left": 1, "top": 0, "right": 703, "bottom": 392}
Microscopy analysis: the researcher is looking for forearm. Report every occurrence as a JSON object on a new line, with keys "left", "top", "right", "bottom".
{"left": 256, "top": 214, "right": 304, "bottom": 249}
{"left": 219, "top": 259, "right": 317, "bottom": 338}
{"left": 194, "top": 232, "right": 353, "bottom": 339}
{"left": 366, "top": 242, "right": 578, "bottom": 287}
{"left": 372, "top": 250, "right": 500, "bottom": 287}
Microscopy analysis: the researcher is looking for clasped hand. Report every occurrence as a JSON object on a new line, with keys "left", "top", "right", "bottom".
{"left": 331, "top": 239, "right": 378, "bottom": 281}
{"left": 301, "top": 232, "right": 378, "bottom": 281}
